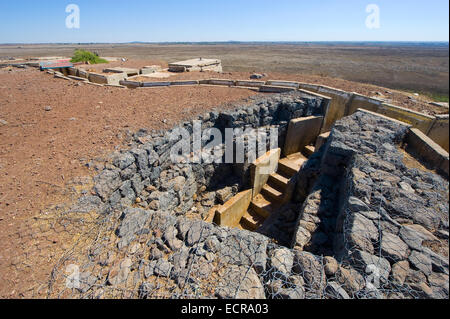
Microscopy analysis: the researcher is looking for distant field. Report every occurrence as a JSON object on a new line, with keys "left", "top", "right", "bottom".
{"left": 0, "top": 42, "right": 448, "bottom": 97}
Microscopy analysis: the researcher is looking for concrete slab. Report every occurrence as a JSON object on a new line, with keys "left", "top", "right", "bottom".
{"left": 67, "top": 75, "right": 87, "bottom": 82}
{"left": 208, "top": 79, "right": 235, "bottom": 86}
{"left": 250, "top": 148, "right": 281, "bottom": 198}
{"left": 406, "top": 128, "right": 449, "bottom": 176}
{"left": 284, "top": 116, "right": 324, "bottom": 156}
{"left": 169, "top": 58, "right": 222, "bottom": 72}
{"left": 88, "top": 72, "right": 127, "bottom": 85}
{"left": 103, "top": 67, "right": 139, "bottom": 76}
{"left": 427, "top": 114, "right": 449, "bottom": 152}
{"left": 213, "top": 190, "right": 252, "bottom": 228}
{"left": 119, "top": 80, "right": 141, "bottom": 88}
{"left": 265, "top": 80, "right": 300, "bottom": 89}
{"left": 315, "top": 131, "right": 331, "bottom": 150}
{"left": 140, "top": 65, "right": 162, "bottom": 75}
{"left": 141, "top": 81, "right": 171, "bottom": 87}
{"left": 259, "top": 85, "right": 295, "bottom": 93}
{"left": 170, "top": 80, "right": 199, "bottom": 86}
{"left": 235, "top": 80, "right": 265, "bottom": 88}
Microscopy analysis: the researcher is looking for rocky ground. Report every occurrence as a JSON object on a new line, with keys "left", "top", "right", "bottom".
{"left": 46, "top": 102, "right": 448, "bottom": 299}
{"left": 0, "top": 65, "right": 448, "bottom": 298}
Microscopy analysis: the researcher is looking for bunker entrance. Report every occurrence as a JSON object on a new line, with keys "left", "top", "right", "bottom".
{"left": 197, "top": 116, "right": 330, "bottom": 247}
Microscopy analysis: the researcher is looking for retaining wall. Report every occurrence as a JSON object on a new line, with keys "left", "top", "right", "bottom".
{"left": 46, "top": 69, "right": 449, "bottom": 152}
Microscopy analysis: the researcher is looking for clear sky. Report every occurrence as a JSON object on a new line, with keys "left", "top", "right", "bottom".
{"left": 0, "top": 0, "right": 448, "bottom": 43}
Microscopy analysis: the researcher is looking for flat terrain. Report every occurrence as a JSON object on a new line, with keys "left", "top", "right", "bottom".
{"left": 1, "top": 43, "right": 448, "bottom": 97}
{"left": 0, "top": 43, "right": 449, "bottom": 298}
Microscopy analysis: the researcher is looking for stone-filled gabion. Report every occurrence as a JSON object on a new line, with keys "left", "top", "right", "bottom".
{"left": 63, "top": 96, "right": 448, "bottom": 299}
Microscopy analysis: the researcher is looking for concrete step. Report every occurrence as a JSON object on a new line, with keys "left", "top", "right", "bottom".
{"left": 250, "top": 194, "right": 275, "bottom": 219}
{"left": 303, "top": 145, "right": 316, "bottom": 158}
{"left": 268, "top": 173, "right": 290, "bottom": 192}
{"left": 261, "top": 184, "right": 284, "bottom": 203}
{"left": 278, "top": 153, "right": 307, "bottom": 176}
{"left": 240, "top": 209, "right": 265, "bottom": 231}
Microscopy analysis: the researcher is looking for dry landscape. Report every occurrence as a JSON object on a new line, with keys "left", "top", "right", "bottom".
{"left": 1, "top": 43, "right": 449, "bottom": 97}
{"left": 0, "top": 43, "right": 448, "bottom": 299}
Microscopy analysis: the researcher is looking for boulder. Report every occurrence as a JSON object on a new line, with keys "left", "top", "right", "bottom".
{"left": 380, "top": 231, "right": 409, "bottom": 262}
{"left": 215, "top": 265, "right": 265, "bottom": 299}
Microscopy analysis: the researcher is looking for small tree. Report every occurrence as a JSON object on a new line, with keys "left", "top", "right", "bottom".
{"left": 70, "top": 49, "right": 108, "bottom": 64}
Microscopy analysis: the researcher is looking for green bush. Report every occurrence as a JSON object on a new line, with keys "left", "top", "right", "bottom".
{"left": 70, "top": 49, "right": 109, "bottom": 64}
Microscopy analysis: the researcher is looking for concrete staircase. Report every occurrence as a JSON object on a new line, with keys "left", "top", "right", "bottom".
{"left": 240, "top": 146, "right": 315, "bottom": 231}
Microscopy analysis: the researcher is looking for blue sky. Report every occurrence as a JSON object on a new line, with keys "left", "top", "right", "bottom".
{"left": 0, "top": 0, "right": 448, "bottom": 43}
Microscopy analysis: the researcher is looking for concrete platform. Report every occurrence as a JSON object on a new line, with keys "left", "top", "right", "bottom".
{"left": 168, "top": 58, "right": 222, "bottom": 72}
{"left": 103, "top": 67, "right": 139, "bottom": 77}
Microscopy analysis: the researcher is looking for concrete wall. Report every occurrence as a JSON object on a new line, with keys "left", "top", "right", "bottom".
{"left": 347, "top": 93, "right": 382, "bottom": 114}
{"left": 427, "top": 115, "right": 449, "bottom": 152}
{"left": 213, "top": 190, "right": 252, "bottom": 228}
{"left": 48, "top": 71, "right": 449, "bottom": 153}
{"left": 265, "top": 80, "right": 300, "bottom": 89}
{"left": 89, "top": 72, "right": 127, "bottom": 85}
{"left": 406, "top": 128, "right": 449, "bottom": 177}
{"left": 376, "top": 103, "right": 435, "bottom": 134}
{"left": 317, "top": 86, "right": 353, "bottom": 132}
{"left": 284, "top": 116, "right": 324, "bottom": 156}
{"left": 250, "top": 148, "right": 281, "bottom": 198}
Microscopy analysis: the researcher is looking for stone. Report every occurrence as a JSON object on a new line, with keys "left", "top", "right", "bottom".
{"left": 204, "top": 236, "right": 221, "bottom": 253}
{"left": 108, "top": 258, "right": 132, "bottom": 286}
{"left": 220, "top": 230, "right": 268, "bottom": 274}
{"left": 399, "top": 224, "right": 439, "bottom": 250}
{"left": 70, "top": 195, "right": 105, "bottom": 213}
{"left": 144, "top": 261, "right": 156, "bottom": 278}
{"left": 94, "top": 169, "right": 122, "bottom": 201}
{"left": 421, "top": 248, "right": 449, "bottom": 275}
{"left": 116, "top": 208, "right": 151, "bottom": 247}
{"left": 347, "top": 196, "right": 369, "bottom": 212}
{"left": 138, "top": 282, "right": 155, "bottom": 299}
{"left": 326, "top": 281, "right": 351, "bottom": 299}
{"left": 44, "top": 105, "right": 52, "bottom": 111}
{"left": 294, "top": 227, "right": 311, "bottom": 250}
{"left": 292, "top": 250, "right": 326, "bottom": 294}
{"left": 164, "top": 226, "right": 184, "bottom": 251}
{"left": 250, "top": 73, "right": 264, "bottom": 79}
{"left": 381, "top": 231, "right": 409, "bottom": 262}
{"left": 278, "top": 287, "right": 305, "bottom": 299}
{"left": 409, "top": 282, "right": 434, "bottom": 299}
{"left": 270, "top": 248, "right": 294, "bottom": 277}
{"left": 324, "top": 256, "right": 339, "bottom": 276}
{"left": 216, "top": 187, "right": 233, "bottom": 204}
{"left": 427, "top": 272, "right": 449, "bottom": 299}
{"left": 399, "top": 182, "right": 415, "bottom": 193}
{"left": 408, "top": 251, "right": 432, "bottom": 275}
{"left": 153, "top": 259, "right": 172, "bottom": 277}
{"left": 77, "top": 272, "right": 97, "bottom": 293}
{"left": 113, "top": 152, "right": 135, "bottom": 169}
{"left": 186, "top": 221, "right": 205, "bottom": 246}
{"left": 336, "top": 266, "right": 365, "bottom": 295}
{"left": 352, "top": 250, "right": 391, "bottom": 283}
{"left": 215, "top": 265, "right": 265, "bottom": 299}
{"left": 346, "top": 213, "right": 379, "bottom": 254}
{"left": 149, "top": 246, "right": 163, "bottom": 260}
{"left": 391, "top": 260, "right": 410, "bottom": 285}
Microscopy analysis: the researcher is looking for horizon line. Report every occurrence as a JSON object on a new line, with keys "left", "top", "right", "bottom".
{"left": 0, "top": 40, "right": 449, "bottom": 46}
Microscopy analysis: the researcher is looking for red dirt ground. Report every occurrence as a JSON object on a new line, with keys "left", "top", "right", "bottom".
{"left": 0, "top": 61, "right": 447, "bottom": 298}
